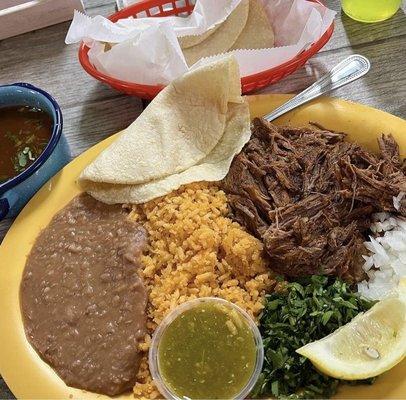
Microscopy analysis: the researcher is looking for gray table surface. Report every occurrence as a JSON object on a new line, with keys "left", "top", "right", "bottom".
{"left": 0, "top": 0, "right": 405, "bottom": 398}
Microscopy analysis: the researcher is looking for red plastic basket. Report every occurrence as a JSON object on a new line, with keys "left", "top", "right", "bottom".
{"left": 78, "top": 0, "right": 334, "bottom": 99}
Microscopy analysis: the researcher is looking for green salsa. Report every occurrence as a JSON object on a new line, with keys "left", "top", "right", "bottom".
{"left": 157, "top": 301, "right": 257, "bottom": 399}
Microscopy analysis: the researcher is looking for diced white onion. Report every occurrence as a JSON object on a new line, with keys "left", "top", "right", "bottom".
{"left": 358, "top": 211, "right": 406, "bottom": 300}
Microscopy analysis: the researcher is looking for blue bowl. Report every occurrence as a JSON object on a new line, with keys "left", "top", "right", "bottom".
{"left": 0, "top": 83, "right": 71, "bottom": 220}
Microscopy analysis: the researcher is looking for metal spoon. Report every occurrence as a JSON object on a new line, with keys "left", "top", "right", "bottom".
{"left": 264, "top": 54, "right": 371, "bottom": 122}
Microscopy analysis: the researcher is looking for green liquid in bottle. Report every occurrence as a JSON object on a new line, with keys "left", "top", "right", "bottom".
{"left": 342, "top": 0, "right": 401, "bottom": 23}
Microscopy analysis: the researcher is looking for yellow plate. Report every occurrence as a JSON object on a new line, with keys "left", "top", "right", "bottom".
{"left": 0, "top": 94, "right": 405, "bottom": 399}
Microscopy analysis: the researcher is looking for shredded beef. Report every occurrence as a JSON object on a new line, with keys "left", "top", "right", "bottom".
{"left": 222, "top": 118, "right": 406, "bottom": 282}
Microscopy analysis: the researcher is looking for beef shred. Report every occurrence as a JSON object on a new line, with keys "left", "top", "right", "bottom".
{"left": 222, "top": 118, "right": 406, "bottom": 282}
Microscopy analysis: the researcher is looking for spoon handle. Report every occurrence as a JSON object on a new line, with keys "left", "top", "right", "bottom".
{"left": 263, "top": 54, "right": 371, "bottom": 122}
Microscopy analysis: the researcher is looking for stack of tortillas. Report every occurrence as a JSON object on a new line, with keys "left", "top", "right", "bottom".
{"left": 181, "top": 0, "right": 275, "bottom": 66}
{"left": 80, "top": 56, "right": 251, "bottom": 204}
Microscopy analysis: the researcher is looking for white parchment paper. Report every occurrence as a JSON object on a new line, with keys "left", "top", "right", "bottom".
{"left": 66, "top": 0, "right": 335, "bottom": 85}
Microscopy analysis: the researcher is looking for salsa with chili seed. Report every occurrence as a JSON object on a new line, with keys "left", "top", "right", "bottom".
{"left": 157, "top": 301, "right": 257, "bottom": 399}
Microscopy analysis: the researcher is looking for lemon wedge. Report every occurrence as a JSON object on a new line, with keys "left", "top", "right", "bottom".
{"left": 296, "top": 284, "right": 406, "bottom": 380}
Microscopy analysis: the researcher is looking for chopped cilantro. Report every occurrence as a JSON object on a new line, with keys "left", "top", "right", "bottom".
{"left": 252, "top": 276, "right": 376, "bottom": 399}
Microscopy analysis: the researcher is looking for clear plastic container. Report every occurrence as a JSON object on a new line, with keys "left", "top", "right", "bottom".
{"left": 149, "top": 297, "right": 264, "bottom": 400}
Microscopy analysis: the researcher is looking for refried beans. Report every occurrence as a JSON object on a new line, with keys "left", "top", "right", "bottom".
{"left": 20, "top": 193, "right": 148, "bottom": 396}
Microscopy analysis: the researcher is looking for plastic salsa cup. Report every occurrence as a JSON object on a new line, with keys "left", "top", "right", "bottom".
{"left": 149, "top": 297, "right": 264, "bottom": 400}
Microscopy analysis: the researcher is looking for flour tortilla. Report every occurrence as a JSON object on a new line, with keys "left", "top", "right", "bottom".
{"left": 231, "top": 0, "right": 274, "bottom": 50}
{"left": 83, "top": 100, "right": 250, "bottom": 204}
{"left": 179, "top": 24, "right": 221, "bottom": 49}
{"left": 80, "top": 56, "right": 242, "bottom": 186}
{"left": 182, "top": 0, "right": 249, "bottom": 66}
